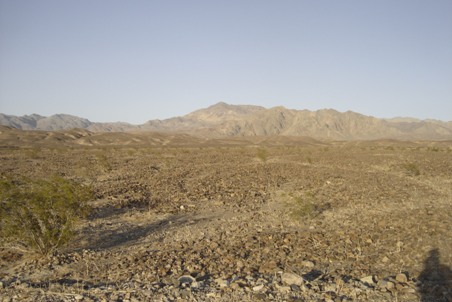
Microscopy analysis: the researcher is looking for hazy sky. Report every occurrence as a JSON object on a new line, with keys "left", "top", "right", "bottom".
{"left": 1, "top": 0, "right": 451, "bottom": 124}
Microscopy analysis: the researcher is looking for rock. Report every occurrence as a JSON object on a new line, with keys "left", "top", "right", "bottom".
{"left": 74, "top": 294, "right": 84, "bottom": 300}
{"left": 381, "top": 256, "right": 390, "bottom": 263}
{"left": 180, "top": 289, "right": 191, "bottom": 299}
{"left": 252, "top": 284, "right": 265, "bottom": 292}
{"left": 178, "top": 275, "right": 196, "bottom": 286}
{"left": 402, "top": 287, "right": 416, "bottom": 294}
{"left": 281, "top": 272, "right": 304, "bottom": 286}
{"left": 360, "top": 275, "right": 375, "bottom": 285}
{"left": 301, "top": 260, "right": 315, "bottom": 268}
{"left": 275, "top": 284, "right": 291, "bottom": 293}
{"left": 323, "top": 283, "right": 337, "bottom": 292}
{"left": 259, "top": 260, "right": 278, "bottom": 273}
{"left": 385, "top": 281, "right": 395, "bottom": 290}
{"left": 395, "top": 273, "right": 407, "bottom": 283}
{"left": 290, "top": 284, "right": 301, "bottom": 292}
{"left": 377, "top": 279, "right": 388, "bottom": 289}
{"left": 215, "top": 278, "right": 229, "bottom": 288}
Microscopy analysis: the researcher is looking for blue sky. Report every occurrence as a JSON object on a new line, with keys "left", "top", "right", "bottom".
{"left": 1, "top": 0, "right": 451, "bottom": 124}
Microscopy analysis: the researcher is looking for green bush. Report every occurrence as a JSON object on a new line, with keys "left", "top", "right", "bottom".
{"left": 0, "top": 177, "right": 92, "bottom": 255}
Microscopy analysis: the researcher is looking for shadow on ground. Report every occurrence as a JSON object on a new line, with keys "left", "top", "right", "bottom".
{"left": 418, "top": 248, "right": 452, "bottom": 302}
{"left": 77, "top": 213, "right": 213, "bottom": 251}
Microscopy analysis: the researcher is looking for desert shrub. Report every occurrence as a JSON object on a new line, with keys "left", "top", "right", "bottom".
{"left": 291, "top": 196, "right": 316, "bottom": 218}
{"left": 256, "top": 148, "right": 268, "bottom": 162}
{"left": 403, "top": 163, "right": 420, "bottom": 176}
{"left": 290, "top": 192, "right": 323, "bottom": 219}
{"left": 95, "top": 152, "right": 112, "bottom": 171}
{"left": 0, "top": 177, "right": 92, "bottom": 255}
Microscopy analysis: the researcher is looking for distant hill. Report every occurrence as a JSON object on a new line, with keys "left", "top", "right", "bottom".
{"left": 1, "top": 102, "right": 452, "bottom": 140}
{"left": 0, "top": 113, "right": 136, "bottom": 132}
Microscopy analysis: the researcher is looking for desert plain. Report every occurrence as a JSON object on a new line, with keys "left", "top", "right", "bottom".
{"left": 0, "top": 127, "right": 451, "bottom": 301}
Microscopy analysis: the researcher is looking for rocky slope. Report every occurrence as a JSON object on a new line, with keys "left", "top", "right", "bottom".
{"left": 2, "top": 102, "right": 452, "bottom": 140}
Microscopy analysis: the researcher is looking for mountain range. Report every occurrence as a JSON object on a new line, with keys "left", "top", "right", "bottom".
{"left": 1, "top": 102, "right": 452, "bottom": 140}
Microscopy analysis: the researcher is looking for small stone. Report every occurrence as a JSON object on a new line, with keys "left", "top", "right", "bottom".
{"left": 290, "top": 284, "right": 301, "bottom": 292}
{"left": 252, "top": 284, "right": 265, "bottom": 292}
{"left": 253, "top": 293, "right": 267, "bottom": 300}
{"left": 301, "top": 260, "right": 315, "bottom": 268}
{"left": 180, "top": 289, "right": 191, "bottom": 299}
{"left": 377, "top": 279, "right": 388, "bottom": 289}
{"left": 402, "top": 287, "right": 416, "bottom": 294}
{"left": 281, "top": 272, "right": 304, "bottom": 286}
{"left": 178, "top": 275, "right": 196, "bottom": 286}
{"left": 215, "top": 278, "right": 228, "bottom": 288}
{"left": 323, "top": 283, "right": 337, "bottom": 292}
{"left": 74, "top": 294, "right": 84, "bottom": 301}
{"left": 385, "top": 281, "right": 395, "bottom": 290}
{"left": 382, "top": 256, "right": 390, "bottom": 263}
{"left": 395, "top": 273, "right": 407, "bottom": 283}
{"left": 360, "top": 275, "right": 375, "bottom": 285}
{"left": 275, "top": 284, "right": 291, "bottom": 293}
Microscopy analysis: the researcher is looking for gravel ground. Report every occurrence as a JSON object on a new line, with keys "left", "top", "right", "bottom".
{"left": 1, "top": 134, "right": 451, "bottom": 301}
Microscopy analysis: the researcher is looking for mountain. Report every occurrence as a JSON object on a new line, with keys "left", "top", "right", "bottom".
{"left": 139, "top": 102, "right": 265, "bottom": 132}
{"left": 0, "top": 113, "right": 136, "bottom": 132}
{"left": 0, "top": 113, "right": 45, "bottom": 130}
{"left": 140, "top": 103, "right": 452, "bottom": 140}
{"left": 1, "top": 103, "right": 452, "bottom": 140}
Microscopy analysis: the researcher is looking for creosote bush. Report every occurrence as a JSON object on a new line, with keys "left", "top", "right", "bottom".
{"left": 0, "top": 177, "right": 92, "bottom": 255}
{"left": 256, "top": 148, "right": 268, "bottom": 163}
{"left": 403, "top": 163, "right": 421, "bottom": 176}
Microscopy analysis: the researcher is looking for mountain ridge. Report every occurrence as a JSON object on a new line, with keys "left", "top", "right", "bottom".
{"left": 1, "top": 103, "right": 452, "bottom": 140}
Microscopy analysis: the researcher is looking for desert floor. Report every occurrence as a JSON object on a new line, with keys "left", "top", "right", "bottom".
{"left": 0, "top": 133, "right": 451, "bottom": 301}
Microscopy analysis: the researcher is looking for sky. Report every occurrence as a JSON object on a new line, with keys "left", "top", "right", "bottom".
{"left": 0, "top": 0, "right": 451, "bottom": 124}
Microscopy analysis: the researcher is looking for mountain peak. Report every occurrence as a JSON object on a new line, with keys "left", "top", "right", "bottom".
{"left": 210, "top": 101, "right": 229, "bottom": 107}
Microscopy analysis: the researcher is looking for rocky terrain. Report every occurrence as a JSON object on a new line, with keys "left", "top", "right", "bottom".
{"left": 2, "top": 102, "right": 452, "bottom": 140}
{"left": 0, "top": 128, "right": 451, "bottom": 301}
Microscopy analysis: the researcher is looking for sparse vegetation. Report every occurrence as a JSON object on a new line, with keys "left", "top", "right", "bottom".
{"left": 289, "top": 192, "right": 321, "bottom": 219}
{"left": 291, "top": 196, "right": 316, "bottom": 218}
{"left": 0, "top": 130, "right": 451, "bottom": 301}
{"left": 0, "top": 177, "right": 92, "bottom": 255}
{"left": 403, "top": 162, "right": 421, "bottom": 176}
{"left": 95, "top": 151, "right": 112, "bottom": 171}
{"left": 256, "top": 148, "right": 268, "bottom": 162}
